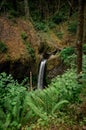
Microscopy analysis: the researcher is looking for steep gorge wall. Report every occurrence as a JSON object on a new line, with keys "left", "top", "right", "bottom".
{"left": 0, "top": 16, "right": 63, "bottom": 83}
{"left": 0, "top": 16, "right": 40, "bottom": 80}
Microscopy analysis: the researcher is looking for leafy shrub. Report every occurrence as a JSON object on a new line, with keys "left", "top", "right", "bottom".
{"left": 68, "top": 21, "right": 77, "bottom": 34}
{"left": 52, "top": 14, "right": 62, "bottom": 24}
{"left": 0, "top": 73, "right": 28, "bottom": 130}
{"left": 0, "top": 68, "right": 84, "bottom": 129}
{"left": 21, "top": 32, "right": 35, "bottom": 60}
{"left": 83, "top": 44, "right": 86, "bottom": 54}
{"left": 60, "top": 47, "right": 75, "bottom": 61}
{"left": 52, "top": 11, "right": 67, "bottom": 24}
{"left": 34, "top": 22, "right": 48, "bottom": 32}
{"left": 21, "top": 32, "right": 28, "bottom": 40}
{"left": 49, "top": 69, "right": 82, "bottom": 103}
{"left": 48, "top": 21, "right": 56, "bottom": 29}
{"left": 64, "top": 53, "right": 76, "bottom": 67}
{"left": 82, "top": 55, "right": 86, "bottom": 84}
{"left": 0, "top": 41, "right": 7, "bottom": 53}
{"left": 25, "top": 42, "right": 35, "bottom": 60}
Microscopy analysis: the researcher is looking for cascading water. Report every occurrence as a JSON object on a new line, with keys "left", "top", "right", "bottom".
{"left": 37, "top": 59, "right": 47, "bottom": 89}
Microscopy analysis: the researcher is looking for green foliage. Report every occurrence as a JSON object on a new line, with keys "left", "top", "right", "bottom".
{"left": 34, "top": 22, "right": 48, "bottom": 32}
{"left": 68, "top": 21, "right": 77, "bottom": 34}
{"left": 64, "top": 53, "right": 77, "bottom": 68}
{"left": 80, "top": 117, "right": 86, "bottom": 126}
{"left": 60, "top": 47, "right": 75, "bottom": 61}
{"left": 0, "top": 66, "right": 85, "bottom": 129}
{"left": 49, "top": 69, "right": 82, "bottom": 103}
{"left": 52, "top": 13, "right": 66, "bottom": 24}
{"left": 0, "top": 73, "right": 27, "bottom": 130}
{"left": 83, "top": 44, "right": 86, "bottom": 54}
{"left": 82, "top": 55, "right": 86, "bottom": 84}
{"left": 25, "top": 42, "right": 35, "bottom": 60}
{"left": 21, "top": 32, "right": 35, "bottom": 59}
{"left": 48, "top": 21, "right": 56, "bottom": 29}
{"left": 21, "top": 32, "right": 28, "bottom": 40}
{"left": 52, "top": 5, "right": 68, "bottom": 25}
{"left": 0, "top": 41, "right": 7, "bottom": 53}
{"left": 60, "top": 46, "right": 86, "bottom": 67}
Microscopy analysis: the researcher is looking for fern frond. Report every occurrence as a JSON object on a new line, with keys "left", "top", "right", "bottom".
{"left": 52, "top": 100, "right": 69, "bottom": 114}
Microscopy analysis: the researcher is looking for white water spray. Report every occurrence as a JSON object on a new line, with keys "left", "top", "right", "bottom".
{"left": 37, "top": 59, "right": 47, "bottom": 89}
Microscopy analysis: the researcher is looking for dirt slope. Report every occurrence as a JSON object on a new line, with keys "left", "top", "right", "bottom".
{"left": 0, "top": 16, "right": 40, "bottom": 62}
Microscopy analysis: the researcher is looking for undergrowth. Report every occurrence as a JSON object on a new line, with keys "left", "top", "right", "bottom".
{"left": 0, "top": 67, "right": 85, "bottom": 129}
{"left": 0, "top": 49, "right": 86, "bottom": 129}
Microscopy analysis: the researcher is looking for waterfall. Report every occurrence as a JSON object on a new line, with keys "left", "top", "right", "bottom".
{"left": 37, "top": 59, "right": 47, "bottom": 89}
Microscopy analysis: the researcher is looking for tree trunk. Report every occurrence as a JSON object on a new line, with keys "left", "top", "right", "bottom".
{"left": 76, "top": 0, "right": 84, "bottom": 74}
{"left": 24, "top": 0, "right": 30, "bottom": 20}
{"left": 83, "top": 2, "right": 86, "bottom": 43}
{"left": 69, "top": 0, "right": 74, "bottom": 17}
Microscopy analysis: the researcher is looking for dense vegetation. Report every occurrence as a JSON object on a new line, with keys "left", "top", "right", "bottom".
{"left": 0, "top": 0, "right": 79, "bottom": 31}
{"left": 0, "top": 48, "right": 86, "bottom": 129}
{"left": 0, "top": 0, "right": 86, "bottom": 130}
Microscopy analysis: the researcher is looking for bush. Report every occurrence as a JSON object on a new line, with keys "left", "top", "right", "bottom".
{"left": 83, "top": 44, "right": 86, "bottom": 54}
{"left": 48, "top": 21, "right": 56, "bottom": 29}
{"left": 82, "top": 55, "right": 86, "bottom": 84}
{"left": 0, "top": 73, "right": 28, "bottom": 130}
{"left": 34, "top": 22, "right": 48, "bottom": 32}
{"left": 0, "top": 68, "right": 84, "bottom": 129}
{"left": 49, "top": 69, "right": 82, "bottom": 103}
{"left": 64, "top": 54, "right": 76, "bottom": 67}
{"left": 52, "top": 11, "right": 67, "bottom": 24}
{"left": 60, "top": 47, "right": 75, "bottom": 61}
{"left": 21, "top": 32, "right": 28, "bottom": 40}
{"left": 0, "top": 41, "right": 7, "bottom": 53}
{"left": 53, "top": 14, "right": 63, "bottom": 24}
{"left": 25, "top": 41, "right": 35, "bottom": 60}
{"left": 21, "top": 32, "right": 35, "bottom": 60}
{"left": 68, "top": 21, "right": 77, "bottom": 34}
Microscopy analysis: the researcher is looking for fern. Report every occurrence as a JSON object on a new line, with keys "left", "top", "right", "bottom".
{"left": 0, "top": 68, "right": 84, "bottom": 129}
{"left": 26, "top": 96, "right": 48, "bottom": 121}
{"left": 52, "top": 100, "right": 69, "bottom": 114}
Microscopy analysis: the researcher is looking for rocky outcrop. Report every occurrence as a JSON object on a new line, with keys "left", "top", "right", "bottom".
{"left": 46, "top": 54, "right": 63, "bottom": 79}
{"left": 47, "top": 54, "right": 60, "bottom": 71}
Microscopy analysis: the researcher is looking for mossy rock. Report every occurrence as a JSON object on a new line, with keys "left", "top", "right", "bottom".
{"left": 47, "top": 54, "right": 60, "bottom": 71}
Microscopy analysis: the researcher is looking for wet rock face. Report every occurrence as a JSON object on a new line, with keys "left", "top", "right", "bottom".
{"left": 46, "top": 54, "right": 65, "bottom": 79}
{"left": 47, "top": 54, "right": 61, "bottom": 71}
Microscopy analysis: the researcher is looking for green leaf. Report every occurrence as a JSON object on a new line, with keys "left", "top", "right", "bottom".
{"left": 52, "top": 100, "right": 69, "bottom": 113}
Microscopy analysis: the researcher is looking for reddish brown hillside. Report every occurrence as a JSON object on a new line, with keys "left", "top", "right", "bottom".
{"left": 0, "top": 16, "right": 40, "bottom": 62}
{"left": 0, "top": 16, "right": 40, "bottom": 80}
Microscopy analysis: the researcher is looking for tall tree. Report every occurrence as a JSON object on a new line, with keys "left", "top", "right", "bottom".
{"left": 68, "top": 0, "right": 74, "bottom": 17}
{"left": 24, "top": 0, "right": 30, "bottom": 20}
{"left": 76, "top": 0, "right": 85, "bottom": 74}
{"left": 83, "top": 1, "right": 86, "bottom": 43}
